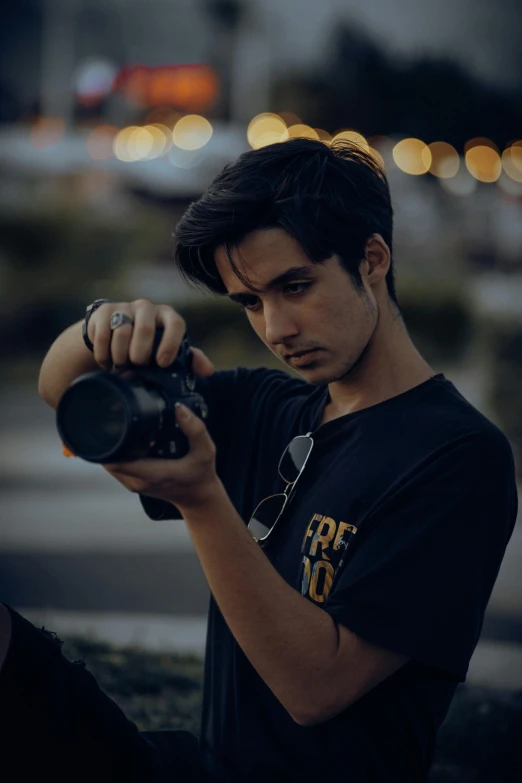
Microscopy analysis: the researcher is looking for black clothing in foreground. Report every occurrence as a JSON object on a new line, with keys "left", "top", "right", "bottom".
{"left": 0, "top": 606, "right": 229, "bottom": 782}
{"left": 196, "top": 369, "right": 517, "bottom": 783}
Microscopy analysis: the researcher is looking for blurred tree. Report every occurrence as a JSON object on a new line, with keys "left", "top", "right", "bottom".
{"left": 0, "top": 202, "right": 168, "bottom": 363}
{"left": 274, "top": 23, "right": 522, "bottom": 150}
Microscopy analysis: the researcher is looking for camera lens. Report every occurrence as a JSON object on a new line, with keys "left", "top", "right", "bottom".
{"left": 57, "top": 377, "right": 129, "bottom": 460}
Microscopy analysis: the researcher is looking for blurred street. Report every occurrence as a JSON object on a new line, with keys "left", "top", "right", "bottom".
{"left": 1, "top": 380, "right": 521, "bottom": 686}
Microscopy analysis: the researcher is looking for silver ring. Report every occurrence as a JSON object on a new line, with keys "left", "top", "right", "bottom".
{"left": 110, "top": 311, "right": 134, "bottom": 331}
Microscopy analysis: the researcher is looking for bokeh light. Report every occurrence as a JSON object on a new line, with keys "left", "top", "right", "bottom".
{"left": 247, "top": 113, "right": 287, "bottom": 149}
{"left": 149, "top": 123, "right": 174, "bottom": 154}
{"left": 392, "top": 138, "right": 431, "bottom": 175}
{"left": 465, "top": 145, "right": 502, "bottom": 182}
{"left": 368, "top": 147, "right": 386, "bottom": 169}
{"left": 427, "top": 141, "right": 460, "bottom": 178}
{"left": 128, "top": 127, "right": 155, "bottom": 161}
{"left": 113, "top": 126, "right": 139, "bottom": 162}
{"left": 280, "top": 124, "right": 320, "bottom": 141}
{"left": 74, "top": 57, "right": 117, "bottom": 106}
{"left": 439, "top": 159, "right": 477, "bottom": 196}
{"left": 30, "top": 117, "right": 65, "bottom": 149}
{"left": 278, "top": 111, "right": 302, "bottom": 127}
{"left": 173, "top": 115, "right": 213, "bottom": 150}
{"left": 464, "top": 137, "right": 499, "bottom": 153}
{"left": 314, "top": 128, "right": 332, "bottom": 143}
{"left": 86, "top": 125, "right": 118, "bottom": 160}
{"left": 502, "top": 142, "right": 522, "bottom": 183}
{"left": 331, "top": 130, "right": 369, "bottom": 150}
{"left": 140, "top": 124, "right": 169, "bottom": 158}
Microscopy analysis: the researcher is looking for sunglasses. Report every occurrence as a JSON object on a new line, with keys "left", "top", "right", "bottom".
{"left": 248, "top": 432, "right": 314, "bottom": 545}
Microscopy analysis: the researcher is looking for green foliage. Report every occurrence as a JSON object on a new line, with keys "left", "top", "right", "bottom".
{"left": 397, "top": 280, "right": 475, "bottom": 363}
{"left": 0, "top": 204, "right": 168, "bottom": 359}
{"left": 63, "top": 636, "right": 204, "bottom": 734}
{"left": 61, "top": 636, "right": 522, "bottom": 780}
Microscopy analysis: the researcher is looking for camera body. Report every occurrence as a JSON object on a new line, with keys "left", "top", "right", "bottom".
{"left": 56, "top": 332, "right": 208, "bottom": 464}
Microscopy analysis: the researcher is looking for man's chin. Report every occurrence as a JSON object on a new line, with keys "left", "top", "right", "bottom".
{"left": 293, "top": 365, "right": 337, "bottom": 386}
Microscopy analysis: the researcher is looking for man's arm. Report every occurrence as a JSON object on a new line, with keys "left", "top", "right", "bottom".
{"left": 38, "top": 300, "right": 214, "bottom": 409}
{"left": 181, "top": 482, "right": 407, "bottom": 725}
{"left": 103, "top": 407, "right": 408, "bottom": 726}
{"left": 38, "top": 319, "right": 98, "bottom": 408}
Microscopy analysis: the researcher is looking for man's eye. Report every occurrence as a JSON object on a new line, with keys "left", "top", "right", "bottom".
{"left": 284, "top": 282, "right": 312, "bottom": 295}
{"left": 241, "top": 296, "right": 261, "bottom": 311}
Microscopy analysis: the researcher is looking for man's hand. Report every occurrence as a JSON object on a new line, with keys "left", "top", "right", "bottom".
{"left": 87, "top": 298, "right": 215, "bottom": 375}
{"left": 102, "top": 403, "right": 222, "bottom": 512}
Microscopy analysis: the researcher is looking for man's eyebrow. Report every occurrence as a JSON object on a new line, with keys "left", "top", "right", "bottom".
{"left": 227, "top": 266, "right": 315, "bottom": 302}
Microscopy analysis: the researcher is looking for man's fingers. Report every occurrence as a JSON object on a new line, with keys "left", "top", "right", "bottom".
{"left": 154, "top": 307, "right": 187, "bottom": 367}
{"left": 175, "top": 404, "right": 215, "bottom": 453}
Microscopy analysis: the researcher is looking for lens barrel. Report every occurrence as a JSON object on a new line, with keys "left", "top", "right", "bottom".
{"left": 56, "top": 371, "right": 168, "bottom": 463}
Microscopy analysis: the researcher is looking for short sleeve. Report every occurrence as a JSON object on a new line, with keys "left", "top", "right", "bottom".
{"left": 324, "top": 430, "right": 518, "bottom": 680}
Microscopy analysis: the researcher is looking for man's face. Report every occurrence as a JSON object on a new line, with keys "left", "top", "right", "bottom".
{"left": 215, "top": 228, "right": 379, "bottom": 386}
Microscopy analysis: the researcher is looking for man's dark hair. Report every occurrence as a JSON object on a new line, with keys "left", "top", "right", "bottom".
{"left": 174, "top": 137, "right": 398, "bottom": 306}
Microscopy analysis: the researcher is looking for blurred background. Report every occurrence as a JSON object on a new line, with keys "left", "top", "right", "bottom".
{"left": 1, "top": 1, "right": 521, "bottom": 779}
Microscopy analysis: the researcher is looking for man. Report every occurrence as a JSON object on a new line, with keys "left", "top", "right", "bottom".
{"left": 0, "top": 139, "right": 517, "bottom": 782}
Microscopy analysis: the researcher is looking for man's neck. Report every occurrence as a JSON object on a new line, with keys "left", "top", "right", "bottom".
{"left": 321, "top": 320, "right": 436, "bottom": 424}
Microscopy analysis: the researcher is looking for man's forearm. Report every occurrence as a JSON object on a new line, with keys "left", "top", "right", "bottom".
{"left": 38, "top": 320, "right": 98, "bottom": 408}
{"left": 179, "top": 483, "right": 340, "bottom": 725}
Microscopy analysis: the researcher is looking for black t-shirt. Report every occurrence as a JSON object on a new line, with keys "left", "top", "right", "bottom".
{"left": 192, "top": 368, "right": 517, "bottom": 783}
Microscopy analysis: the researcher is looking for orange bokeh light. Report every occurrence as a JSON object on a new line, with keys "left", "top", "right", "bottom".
{"left": 427, "top": 141, "right": 460, "bottom": 178}
{"left": 501, "top": 142, "right": 522, "bottom": 183}
{"left": 464, "top": 137, "right": 499, "bottom": 154}
{"left": 115, "top": 65, "right": 219, "bottom": 112}
{"left": 465, "top": 146, "right": 502, "bottom": 182}
{"left": 30, "top": 117, "right": 65, "bottom": 149}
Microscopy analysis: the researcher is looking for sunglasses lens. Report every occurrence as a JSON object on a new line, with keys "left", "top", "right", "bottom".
{"left": 279, "top": 436, "right": 313, "bottom": 483}
{"left": 248, "top": 494, "right": 286, "bottom": 540}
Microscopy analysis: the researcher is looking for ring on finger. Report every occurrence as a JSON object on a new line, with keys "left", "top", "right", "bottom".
{"left": 110, "top": 311, "right": 134, "bottom": 331}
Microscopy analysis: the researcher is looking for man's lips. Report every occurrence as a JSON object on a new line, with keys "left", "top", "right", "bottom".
{"left": 284, "top": 348, "right": 322, "bottom": 365}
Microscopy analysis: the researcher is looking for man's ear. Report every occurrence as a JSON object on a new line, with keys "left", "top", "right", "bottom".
{"left": 363, "top": 234, "right": 390, "bottom": 286}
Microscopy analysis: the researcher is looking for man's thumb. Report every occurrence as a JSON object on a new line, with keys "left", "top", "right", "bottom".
{"left": 191, "top": 347, "right": 215, "bottom": 377}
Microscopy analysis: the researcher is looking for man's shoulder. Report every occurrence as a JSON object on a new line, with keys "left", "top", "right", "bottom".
{"left": 408, "top": 375, "right": 513, "bottom": 458}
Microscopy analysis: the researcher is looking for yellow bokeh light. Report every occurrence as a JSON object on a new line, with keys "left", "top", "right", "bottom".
{"left": 464, "top": 137, "right": 499, "bottom": 154}
{"left": 368, "top": 147, "right": 385, "bottom": 169}
{"left": 502, "top": 143, "right": 522, "bottom": 183}
{"left": 280, "top": 124, "right": 320, "bottom": 142}
{"left": 113, "top": 126, "right": 139, "bottom": 162}
{"left": 150, "top": 123, "right": 174, "bottom": 154}
{"left": 173, "top": 115, "right": 213, "bottom": 150}
{"left": 331, "top": 130, "right": 369, "bottom": 150}
{"left": 392, "top": 138, "right": 431, "bottom": 175}
{"left": 247, "top": 113, "right": 287, "bottom": 149}
{"left": 141, "top": 124, "right": 169, "bottom": 158}
{"left": 426, "top": 141, "right": 459, "bottom": 178}
{"left": 86, "top": 125, "right": 118, "bottom": 160}
{"left": 278, "top": 111, "right": 302, "bottom": 127}
{"left": 128, "top": 127, "right": 155, "bottom": 161}
{"left": 314, "top": 128, "right": 332, "bottom": 143}
{"left": 465, "top": 146, "right": 501, "bottom": 183}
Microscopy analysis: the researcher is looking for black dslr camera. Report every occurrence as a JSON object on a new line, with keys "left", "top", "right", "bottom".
{"left": 56, "top": 330, "right": 208, "bottom": 464}
{"left": 56, "top": 331, "right": 208, "bottom": 520}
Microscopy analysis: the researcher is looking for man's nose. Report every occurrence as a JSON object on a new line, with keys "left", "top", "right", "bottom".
{"left": 264, "top": 303, "right": 300, "bottom": 346}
